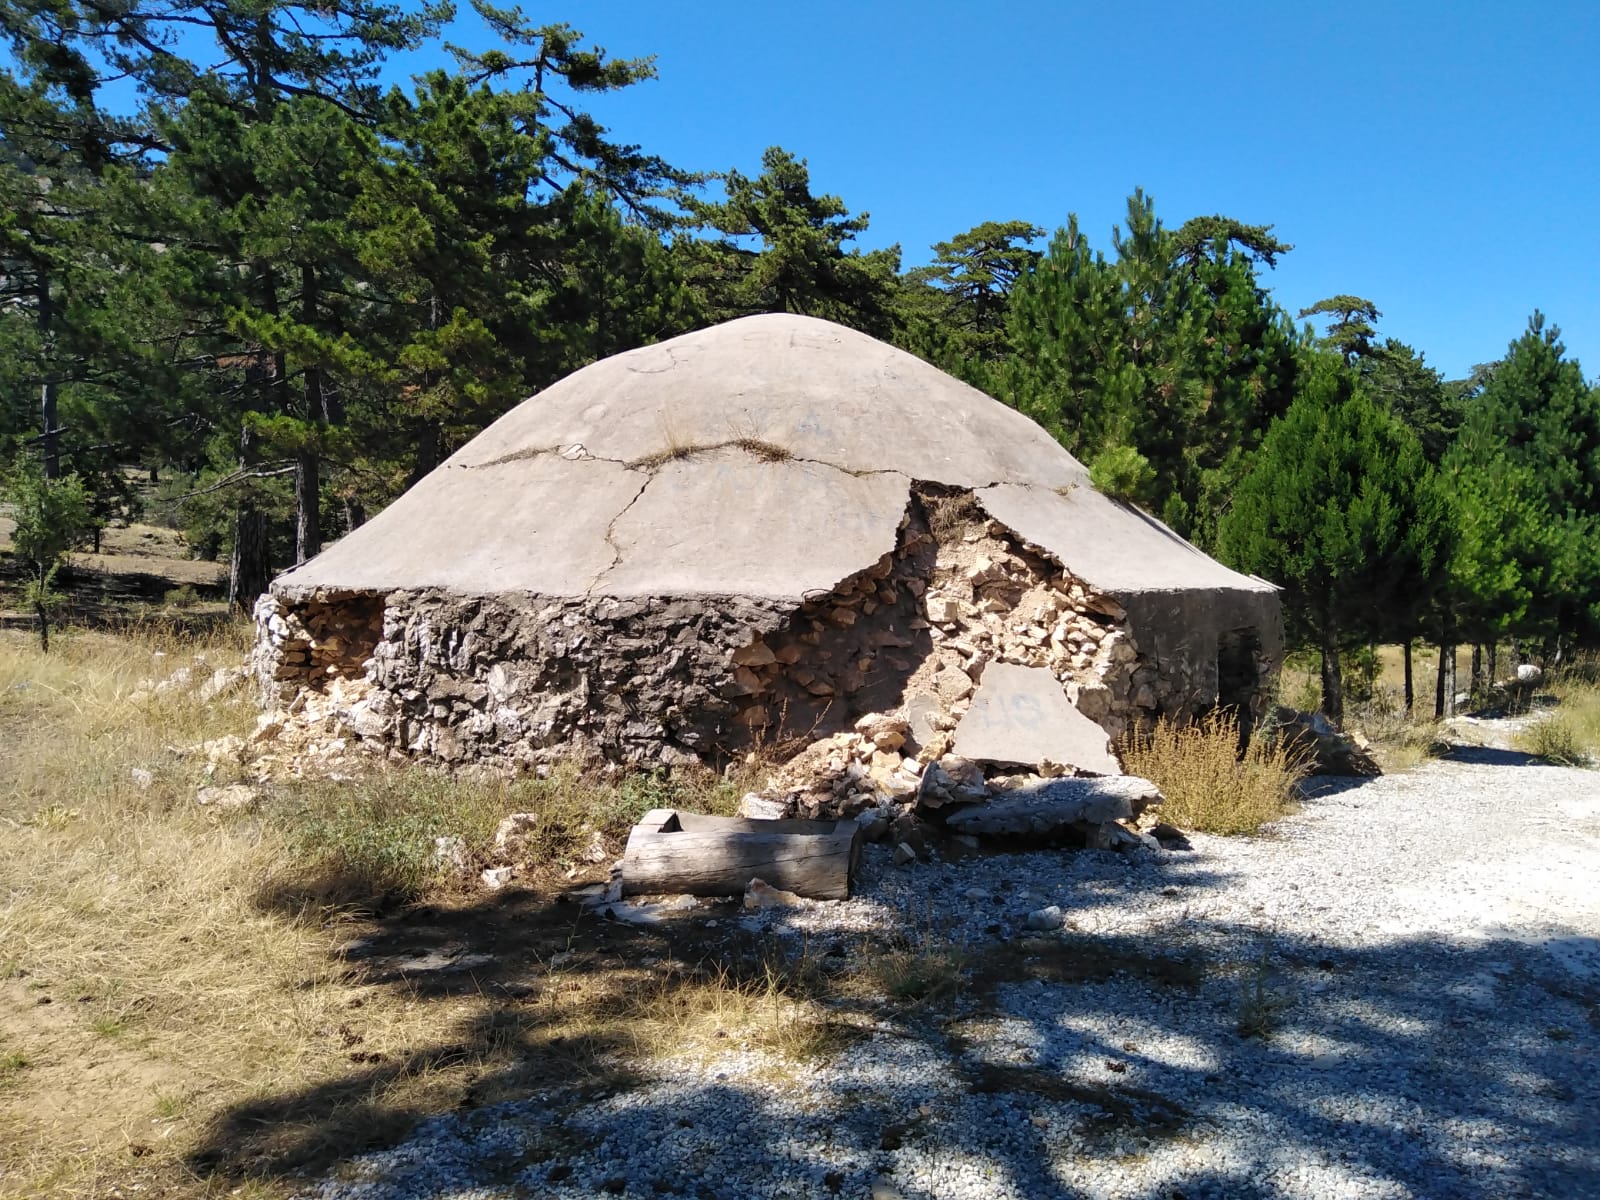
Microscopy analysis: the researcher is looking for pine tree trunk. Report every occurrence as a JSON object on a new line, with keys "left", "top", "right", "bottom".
{"left": 1402, "top": 640, "right": 1414, "bottom": 713}
{"left": 1320, "top": 627, "right": 1344, "bottom": 725}
{"left": 410, "top": 421, "right": 443, "bottom": 489}
{"left": 294, "top": 450, "right": 320, "bottom": 563}
{"left": 1470, "top": 644, "right": 1484, "bottom": 698}
{"left": 1487, "top": 643, "right": 1498, "bottom": 690}
{"left": 230, "top": 507, "right": 270, "bottom": 613}
{"left": 38, "top": 271, "right": 59, "bottom": 480}
{"left": 1437, "top": 643, "right": 1457, "bottom": 717}
{"left": 33, "top": 562, "right": 51, "bottom": 652}
{"left": 294, "top": 263, "right": 325, "bottom": 563}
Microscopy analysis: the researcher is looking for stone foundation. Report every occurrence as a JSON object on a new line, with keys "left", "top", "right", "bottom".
{"left": 252, "top": 486, "right": 1278, "bottom": 771}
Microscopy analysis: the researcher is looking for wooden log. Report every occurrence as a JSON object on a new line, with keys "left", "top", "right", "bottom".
{"left": 621, "top": 810, "right": 862, "bottom": 900}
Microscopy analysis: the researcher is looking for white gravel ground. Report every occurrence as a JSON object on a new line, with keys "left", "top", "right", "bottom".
{"left": 303, "top": 735, "right": 1600, "bottom": 1200}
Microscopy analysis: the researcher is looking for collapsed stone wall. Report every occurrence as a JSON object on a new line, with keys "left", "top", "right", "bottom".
{"left": 251, "top": 486, "right": 1275, "bottom": 771}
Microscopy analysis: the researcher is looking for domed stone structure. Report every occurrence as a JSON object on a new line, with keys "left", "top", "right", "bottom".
{"left": 252, "top": 313, "right": 1281, "bottom": 771}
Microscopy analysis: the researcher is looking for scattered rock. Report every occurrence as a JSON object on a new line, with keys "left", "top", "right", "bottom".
{"left": 744, "top": 877, "right": 805, "bottom": 908}
{"left": 480, "top": 866, "right": 514, "bottom": 890}
{"left": 195, "top": 783, "right": 260, "bottom": 811}
{"left": 736, "top": 792, "right": 792, "bottom": 820}
{"left": 433, "top": 835, "right": 468, "bottom": 873}
{"left": 856, "top": 811, "right": 891, "bottom": 843}
{"left": 942, "top": 775, "right": 1162, "bottom": 840}
{"left": 1273, "top": 707, "right": 1382, "bottom": 777}
{"left": 129, "top": 767, "right": 154, "bottom": 791}
{"left": 493, "top": 813, "right": 540, "bottom": 860}
{"left": 1149, "top": 822, "right": 1192, "bottom": 850}
{"left": 1024, "top": 904, "right": 1065, "bottom": 931}
{"left": 198, "top": 666, "right": 246, "bottom": 703}
{"left": 892, "top": 841, "right": 917, "bottom": 865}
{"left": 580, "top": 827, "right": 609, "bottom": 864}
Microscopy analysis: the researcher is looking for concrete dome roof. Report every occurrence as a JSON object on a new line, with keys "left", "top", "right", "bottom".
{"left": 274, "top": 314, "right": 1270, "bottom": 601}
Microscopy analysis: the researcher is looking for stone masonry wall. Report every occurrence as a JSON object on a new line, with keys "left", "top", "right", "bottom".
{"left": 252, "top": 486, "right": 1276, "bottom": 770}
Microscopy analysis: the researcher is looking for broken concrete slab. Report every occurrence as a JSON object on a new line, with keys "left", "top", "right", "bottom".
{"left": 941, "top": 775, "right": 1162, "bottom": 839}
{"left": 953, "top": 663, "right": 1120, "bottom": 774}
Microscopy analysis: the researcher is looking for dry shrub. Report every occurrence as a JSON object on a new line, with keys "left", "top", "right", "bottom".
{"left": 1118, "top": 710, "right": 1307, "bottom": 835}
{"left": 1516, "top": 715, "right": 1584, "bottom": 765}
{"left": 1514, "top": 671, "right": 1600, "bottom": 765}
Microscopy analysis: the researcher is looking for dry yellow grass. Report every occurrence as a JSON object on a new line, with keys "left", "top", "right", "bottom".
{"left": 1514, "top": 673, "right": 1600, "bottom": 765}
{"left": 1119, "top": 710, "right": 1308, "bottom": 835}
{"left": 0, "top": 624, "right": 772, "bottom": 1198}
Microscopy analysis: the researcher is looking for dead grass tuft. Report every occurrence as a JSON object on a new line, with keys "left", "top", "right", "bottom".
{"left": 631, "top": 436, "right": 794, "bottom": 471}
{"left": 1510, "top": 670, "right": 1600, "bottom": 765}
{"left": 1119, "top": 709, "right": 1307, "bottom": 836}
{"left": 611, "top": 960, "right": 859, "bottom": 1066}
{"left": 924, "top": 489, "right": 984, "bottom": 539}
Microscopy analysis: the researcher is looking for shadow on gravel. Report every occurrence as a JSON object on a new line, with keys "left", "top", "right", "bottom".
{"left": 1439, "top": 744, "right": 1554, "bottom": 768}
{"left": 184, "top": 828, "right": 1600, "bottom": 1200}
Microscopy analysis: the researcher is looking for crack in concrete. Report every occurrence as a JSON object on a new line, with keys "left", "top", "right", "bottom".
{"left": 461, "top": 439, "right": 913, "bottom": 482}
{"left": 463, "top": 444, "right": 638, "bottom": 471}
{"left": 587, "top": 471, "right": 655, "bottom": 593}
{"left": 622, "top": 346, "right": 683, "bottom": 375}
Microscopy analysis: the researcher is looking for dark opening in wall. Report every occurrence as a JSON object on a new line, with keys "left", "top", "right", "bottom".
{"left": 1217, "top": 627, "right": 1262, "bottom": 742}
{"left": 298, "top": 593, "right": 385, "bottom": 684}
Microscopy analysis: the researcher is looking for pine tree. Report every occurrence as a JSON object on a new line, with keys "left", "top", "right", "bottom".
{"left": 993, "top": 192, "right": 1299, "bottom": 544}
{"left": 1218, "top": 354, "right": 1447, "bottom": 721}
{"left": 685, "top": 146, "right": 900, "bottom": 335}
{"left": 898, "top": 220, "right": 1043, "bottom": 369}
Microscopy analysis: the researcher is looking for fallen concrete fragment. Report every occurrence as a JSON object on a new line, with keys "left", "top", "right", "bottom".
{"left": 941, "top": 775, "right": 1162, "bottom": 840}
{"left": 953, "top": 663, "right": 1121, "bottom": 774}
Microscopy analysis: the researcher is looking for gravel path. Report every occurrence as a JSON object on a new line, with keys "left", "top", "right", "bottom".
{"left": 306, "top": 738, "right": 1600, "bottom": 1200}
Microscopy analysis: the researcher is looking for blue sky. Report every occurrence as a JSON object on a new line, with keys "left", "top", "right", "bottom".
{"left": 389, "top": 0, "right": 1597, "bottom": 382}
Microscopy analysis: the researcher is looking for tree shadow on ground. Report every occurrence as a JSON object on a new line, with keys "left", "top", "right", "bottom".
{"left": 185, "top": 831, "right": 1600, "bottom": 1200}
{"left": 0, "top": 554, "right": 231, "bottom": 630}
{"left": 1438, "top": 745, "right": 1551, "bottom": 768}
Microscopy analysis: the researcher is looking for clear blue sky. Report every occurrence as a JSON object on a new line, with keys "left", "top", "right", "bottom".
{"left": 392, "top": 0, "right": 1597, "bottom": 382}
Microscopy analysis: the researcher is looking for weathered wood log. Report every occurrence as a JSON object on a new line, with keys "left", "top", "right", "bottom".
{"left": 621, "top": 809, "right": 862, "bottom": 899}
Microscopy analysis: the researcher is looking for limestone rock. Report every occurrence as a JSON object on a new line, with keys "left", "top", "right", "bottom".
{"left": 1273, "top": 707, "right": 1382, "bottom": 777}
{"left": 433, "top": 835, "right": 469, "bottom": 872}
{"left": 744, "top": 877, "right": 805, "bottom": 908}
{"left": 493, "top": 812, "right": 541, "bottom": 860}
{"left": 737, "top": 793, "right": 792, "bottom": 820}
{"left": 195, "top": 783, "right": 260, "bottom": 811}
{"left": 198, "top": 666, "right": 246, "bottom": 703}
{"left": 1024, "top": 905, "right": 1066, "bottom": 931}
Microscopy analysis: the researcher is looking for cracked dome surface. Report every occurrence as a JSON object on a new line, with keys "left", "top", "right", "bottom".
{"left": 274, "top": 313, "right": 1269, "bottom": 602}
